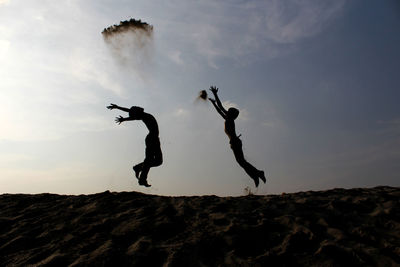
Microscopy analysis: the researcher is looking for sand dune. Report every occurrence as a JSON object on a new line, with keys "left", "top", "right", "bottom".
{"left": 0, "top": 186, "right": 399, "bottom": 266}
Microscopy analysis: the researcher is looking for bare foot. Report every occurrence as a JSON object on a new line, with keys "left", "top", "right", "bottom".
{"left": 252, "top": 176, "right": 260, "bottom": 188}
{"left": 259, "top": 171, "right": 266, "bottom": 184}
{"left": 133, "top": 166, "right": 141, "bottom": 179}
{"left": 138, "top": 178, "right": 151, "bottom": 187}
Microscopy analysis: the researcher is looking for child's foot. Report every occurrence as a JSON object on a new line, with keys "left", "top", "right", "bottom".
{"left": 252, "top": 176, "right": 260, "bottom": 188}
{"left": 259, "top": 171, "right": 266, "bottom": 184}
{"left": 133, "top": 166, "right": 141, "bottom": 179}
{"left": 138, "top": 178, "right": 151, "bottom": 187}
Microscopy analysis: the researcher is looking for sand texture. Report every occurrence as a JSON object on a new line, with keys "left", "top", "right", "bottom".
{"left": 0, "top": 186, "right": 399, "bottom": 266}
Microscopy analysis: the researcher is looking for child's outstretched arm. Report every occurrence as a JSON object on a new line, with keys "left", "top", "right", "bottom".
{"left": 209, "top": 86, "right": 227, "bottom": 114}
{"left": 107, "top": 103, "right": 130, "bottom": 112}
{"left": 114, "top": 115, "right": 135, "bottom": 124}
{"left": 209, "top": 98, "right": 226, "bottom": 119}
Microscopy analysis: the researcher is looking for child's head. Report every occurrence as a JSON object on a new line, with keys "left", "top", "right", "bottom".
{"left": 129, "top": 106, "right": 144, "bottom": 119}
{"left": 227, "top": 107, "right": 239, "bottom": 120}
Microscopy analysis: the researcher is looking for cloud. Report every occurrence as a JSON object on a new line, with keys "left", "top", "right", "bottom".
{"left": 0, "top": 1, "right": 123, "bottom": 141}
{"left": 378, "top": 118, "right": 400, "bottom": 126}
{"left": 263, "top": 0, "right": 347, "bottom": 43}
{"left": 173, "top": 108, "right": 191, "bottom": 118}
{"left": 0, "top": 39, "right": 10, "bottom": 59}
{"left": 377, "top": 118, "right": 400, "bottom": 136}
{"left": 165, "top": 0, "right": 346, "bottom": 67}
{"left": 168, "top": 50, "right": 184, "bottom": 65}
{"left": 0, "top": 96, "right": 111, "bottom": 141}
{"left": 262, "top": 120, "right": 282, "bottom": 129}
{"left": 191, "top": 23, "right": 224, "bottom": 69}
{"left": 68, "top": 49, "right": 126, "bottom": 98}
{"left": 0, "top": 0, "right": 10, "bottom": 5}
{"left": 223, "top": 101, "right": 249, "bottom": 121}
{"left": 0, "top": 153, "right": 33, "bottom": 165}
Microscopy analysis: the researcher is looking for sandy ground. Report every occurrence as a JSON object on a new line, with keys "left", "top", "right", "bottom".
{"left": 0, "top": 186, "right": 399, "bottom": 266}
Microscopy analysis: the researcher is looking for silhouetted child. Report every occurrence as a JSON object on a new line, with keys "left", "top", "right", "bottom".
{"left": 107, "top": 104, "right": 163, "bottom": 187}
{"left": 208, "top": 86, "right": 266, "bottom": 187}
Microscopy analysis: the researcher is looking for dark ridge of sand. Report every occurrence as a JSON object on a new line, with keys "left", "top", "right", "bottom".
{"left": 0, "top": 187, "right": 399, "bottom": 266}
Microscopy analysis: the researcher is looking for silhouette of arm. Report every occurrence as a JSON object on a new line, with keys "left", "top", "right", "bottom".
{"left": 209, "top": 98, "right": 227, "bottom": 119}
{"left": 115, "top": 115, "right": 135, "bottom": 124}
{"left": 107, "top": 103, "right": 130, "bottom": 112}
{"left": 210, "top": 86, "right": 227, "bottom": 114}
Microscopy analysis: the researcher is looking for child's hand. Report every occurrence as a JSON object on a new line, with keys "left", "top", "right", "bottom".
{"left": 209, "top": 97, "right": 216, "bottom": 103}
{"left": 115, "top": 116, "right": 124, "bottom": 124}
{"left": 107, "top": 103, "right": 118, "bottom": 110}
{"left": 210, "top": 86, "right": 218, "bottom": 94}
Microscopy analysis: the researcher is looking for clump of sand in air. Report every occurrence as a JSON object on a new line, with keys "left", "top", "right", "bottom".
{"left": 198, "top": 90, "right": 208, "bottom": 101}
{"left": 102, "top": 18, "right": 154, "bottom": 80}
{"left": 194, "top": 89, "right": 209, "bottom": 104}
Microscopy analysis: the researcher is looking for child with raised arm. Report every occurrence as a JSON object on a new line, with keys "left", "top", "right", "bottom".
{"left": 107, "top": 104, "right": 163, "bottom": 187}
{"left": 208, "top": 86, "right": 266, "bottom": 187}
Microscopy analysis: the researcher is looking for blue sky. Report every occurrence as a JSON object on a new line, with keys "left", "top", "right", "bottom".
{"left": 0, "top": 0, "right": 399, "bottom": 196}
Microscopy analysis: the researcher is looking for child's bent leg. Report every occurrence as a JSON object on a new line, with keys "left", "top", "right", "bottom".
{"left": 138, "top": 160, "right": 151, "bottom": 187}
{"left": 133, "top": 163, "right": 143, "bottom": 179}
{"left": 152, "top": 149, "right": 163, "bottom": 167}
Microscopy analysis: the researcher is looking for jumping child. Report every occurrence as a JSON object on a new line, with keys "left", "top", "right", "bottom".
{"left": 107, "top": 104, "right": 163, "bottom": 187}
{"left": 208, "top": 86, "right": 266, "bottom": 187}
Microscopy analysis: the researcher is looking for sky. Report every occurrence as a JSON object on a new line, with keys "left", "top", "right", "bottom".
{"left": 0, "top": 0, "right": 399, "bottom": 196}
